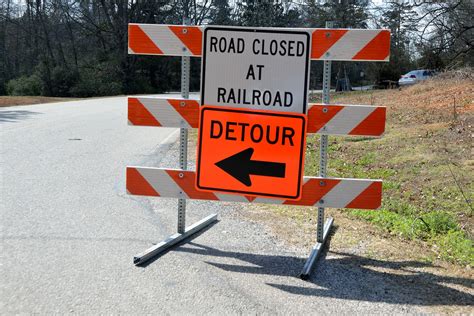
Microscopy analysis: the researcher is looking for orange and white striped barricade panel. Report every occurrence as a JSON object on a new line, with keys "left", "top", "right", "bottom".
{"left": 126, "top": 167, "right": 382, "bottom": 210}
{"left": 128, "top": 97, "right": 386, "bottom": 136}
{"left": 310, "top": 29, "right": 390, "bottom": 61}
{"left": 128, "top": 24, "right": 390, "bottom": 61}
{"left": 128, "top": 97, "right": 200, "bottom": 128}
{"left": 307, "top": 103, "right": 386, "bottom": 136}
{"left": 128, "top": 24, "right": 202, "bottom": 57}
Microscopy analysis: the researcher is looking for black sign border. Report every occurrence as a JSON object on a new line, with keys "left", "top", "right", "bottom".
{"left": 196, "top": 106, "right": 306, "bottom": 200}
{"left": 201, "top": 26, "right": 311, "bottom": 114}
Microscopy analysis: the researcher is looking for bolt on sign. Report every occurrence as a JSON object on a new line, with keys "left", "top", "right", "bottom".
{"left": 201, "top": 27, "right": 311, "bottom": 114}
{"left": 196, "top": 106, "right": 306, "bottom": 199}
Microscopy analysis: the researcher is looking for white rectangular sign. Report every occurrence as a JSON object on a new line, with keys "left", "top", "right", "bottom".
{"left": 201, "top": 27, "right": 311, "bottom": 114}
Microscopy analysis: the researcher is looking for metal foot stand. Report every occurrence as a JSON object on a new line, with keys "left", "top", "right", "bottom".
{"left": 134, "top": 18, "right": 217, "bottom": 266}
{"left": 299, "top": 217, "right": 333, "bottom": 280}
{"left": 133, "top": 213, "right": 218, "bottom": 265}
{"left": 300, "top": 21, "right": 334, "bottom": 279}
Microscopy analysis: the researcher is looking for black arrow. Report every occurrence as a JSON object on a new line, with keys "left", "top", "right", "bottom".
{"left": 215, "top": 148, "right": 286, "bottom": 187}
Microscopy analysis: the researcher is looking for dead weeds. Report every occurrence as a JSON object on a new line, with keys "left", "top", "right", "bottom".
{"left": 0, "top": 96, "right": 80, "bottom": 107}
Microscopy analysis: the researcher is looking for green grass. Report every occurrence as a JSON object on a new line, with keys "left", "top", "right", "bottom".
{"left": 433, "top": 230, "right": 474, "bottom": 266}
{"left": 350, "top": 207, "right": 473, "bottom": 266}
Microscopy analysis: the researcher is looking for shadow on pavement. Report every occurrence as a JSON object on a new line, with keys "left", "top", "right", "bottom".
{"left": 175, "top": 242, "right": 473, "bottom": 307}
{"left": 0, "top": 110, "right": 42, "bottom": 123}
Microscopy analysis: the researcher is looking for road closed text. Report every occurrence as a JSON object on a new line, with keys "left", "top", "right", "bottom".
{"left": 209, "top": 36, "right": 306, "bottom": 57}
{"left": 202, "top": 28, "right": 310, "bottom": 114}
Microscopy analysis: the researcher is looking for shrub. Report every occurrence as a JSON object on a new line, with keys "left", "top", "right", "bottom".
{"left": 49, "top": 66, "right": 79, "bottom": 97}
{"left": 70, "top": 61, "right": 123, "bottom": 97}
{"left": 70, "top": 69, "right": 122, "bottom": 97}
{"left": 422, "top": 211, "right": 459, "bottom": 235}
{"left": 6, "top": 75, "right": 42, "bottom": 96}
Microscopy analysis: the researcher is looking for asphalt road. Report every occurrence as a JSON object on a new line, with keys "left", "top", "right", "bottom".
{"left": 1, "top": 96, "right": 423, "bottom": 314}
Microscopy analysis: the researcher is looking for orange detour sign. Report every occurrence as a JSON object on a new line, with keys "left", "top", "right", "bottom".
{"left": 196, "top": 106, "right": 306, "bottom": 200}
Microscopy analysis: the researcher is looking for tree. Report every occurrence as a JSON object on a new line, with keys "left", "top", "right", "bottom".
{"left": 369, "top": 1, "right": 418, "bottom": 82}
{"left": 208, "top": 0, "right": 234, "bottom": 25}
{"left": 1, "top": 0, "right": 472, "bottom": 97}
{"left": 416, "top": 0, "right": 473, "bottom": 68}
{"left": 235, "top": 0, "right": 301, "bottom": 27}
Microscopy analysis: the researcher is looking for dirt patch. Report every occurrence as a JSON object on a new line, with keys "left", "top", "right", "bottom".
{"left": 0, "top": 96, "right": 80, "bottom": 107}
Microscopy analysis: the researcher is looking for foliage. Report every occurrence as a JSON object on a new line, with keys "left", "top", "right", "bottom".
{"left": 351, "top": 208, "right": 473, "bottom": 266}
{"left": 433, "top": 230, "right": 474, "bottom": 266}
{"left": 0, "top": 0, "right": 472, "bottom": 96}
{"left": 236, "top": 1, "right": 302, "bottom": 27}
{"left": 208, "top": 0, "right": 234, "bottom": 25}
{"left": 6, "top": 75, "right": 42, "bottom": 96}
{"left": 41, "top": 65, "right": 80, "bottom": 97}
{"left": 416, "top": 0, "right": 474, "bottom": 69}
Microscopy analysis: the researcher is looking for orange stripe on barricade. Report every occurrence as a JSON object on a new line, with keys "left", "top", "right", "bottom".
{"left": 166, "top": 169, "right": 218, "bottom": 200}
{"left": 168, "top": 25, "right": 203, "bottom": 56}
{"left": 126, "top": 168, "right": 160, "bottom": 196}
{"left": 167, "top": 99, "right": 200, "bottom": 127}
{"left": 345, "top": 182, "right": 382, "bottom": 209}
{"left": 311, "top": 29, "right": 348, "bottom": 59}
{"left": 353, "top": 30, "right": 390, "bottom": 61}
{"left": 349, "top": 107, "right": 386, "bottom": 136}
{"left": 128, "top": 24, "right": 163, "bottom": 55}
{"left": 307, "top": 104, "right": 344, "bottom": 133}
{"left": 128, "top": 98, "right": 162, "bottom": 126}
{"left": 284, "top": 178, "right": 340, "bottom": 206}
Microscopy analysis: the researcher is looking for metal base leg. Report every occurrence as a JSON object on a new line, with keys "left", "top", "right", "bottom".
{"left": 133, "top": 213, "right": 218, "bottom": 265}
{"left": 299, "top": 217, "right": 334, "bottom": 280}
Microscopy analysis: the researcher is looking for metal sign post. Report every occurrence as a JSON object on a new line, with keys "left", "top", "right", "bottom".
{"left": 132, "top": 18, "right": 218, "bottom": 265}
{"left": 177, "top": 17, "right": 191, "bottom": 234}
{"left": 300, "top": 21, "right": 335, "bottom": 280}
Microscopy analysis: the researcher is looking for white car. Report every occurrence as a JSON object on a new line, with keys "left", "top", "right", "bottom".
{"left": 398, "top": 70, "right": 435, "bottom": 86}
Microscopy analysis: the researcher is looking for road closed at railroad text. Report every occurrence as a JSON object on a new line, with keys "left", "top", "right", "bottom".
{"left": 201, "top": 27, "right": 311, "bottom": 114}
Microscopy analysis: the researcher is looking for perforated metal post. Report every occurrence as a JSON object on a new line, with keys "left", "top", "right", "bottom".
{"left": 318, "top": 53, "right": 331, "bottom": 242}
{"left": 177, "top": 18, "right": 191, "bottom": 234}
{"left": 300, "top": 21, "right": 334, "bottom": 279}
{"left": 132, "top": 18, "right": 218, "bottom": 266}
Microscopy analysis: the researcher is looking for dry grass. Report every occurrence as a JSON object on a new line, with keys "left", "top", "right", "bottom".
{"left": 323, "top": 76, "right": 473, "bottom": 235}
{"left": 0, "top": 96, "right": 79, "bottom": 107}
